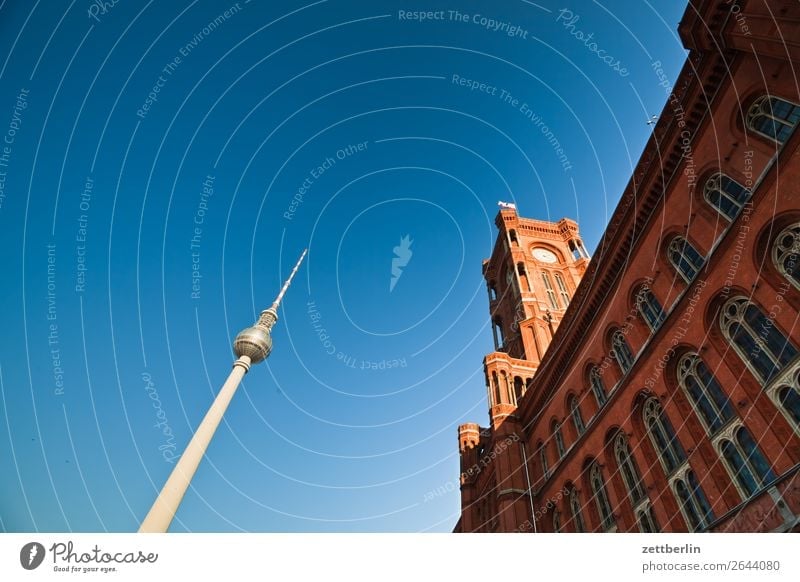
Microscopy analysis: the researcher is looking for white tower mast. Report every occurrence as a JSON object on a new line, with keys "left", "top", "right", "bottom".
{"left": 138, "top": 249, "right": 308, "bottom": 533}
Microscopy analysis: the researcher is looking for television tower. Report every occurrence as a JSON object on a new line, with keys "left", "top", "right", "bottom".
{"left": 138, "top": 249, "right": 308, "bottom": 533}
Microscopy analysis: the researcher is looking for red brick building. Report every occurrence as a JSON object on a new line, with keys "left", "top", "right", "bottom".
{"left": 455, "top": 0, "right": 800, "bottom": 533}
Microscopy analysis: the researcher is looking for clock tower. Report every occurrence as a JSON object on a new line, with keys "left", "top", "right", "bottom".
{"left": 483, "top": 205, "right": 589, "bottom": 386}
{"left": 458, "top": 205, "right": 589, "bottom": 531}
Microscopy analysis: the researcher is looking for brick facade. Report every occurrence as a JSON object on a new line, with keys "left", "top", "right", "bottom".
{"left": 455, "top": 0, "right": 800, "bottom": 533}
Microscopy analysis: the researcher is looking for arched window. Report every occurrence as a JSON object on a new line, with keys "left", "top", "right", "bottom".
{"left": 554, "top": 273, "right": 571, "bottom": 306}
{"left": 636, "top": 287, "right": 666, "bottom": 332}
{"left": 746, "top": 95, "right": 800, "bottom": 143}
{"left": 590, "top": 366, "right": 607, "bottom": 407}
{"left": 509, "top": 229, "right": 518, "bottom": 245}
{"left": 719, "top": 425, "right": 776, "bottom": 499}
{"left": 673, "top": 470, "right": 714, "bottom": 532}
{"left": 542, "top": 271, "right": 559, "bottom": 310}
{"left": 772, "top": 223, "right": 800, "bottom": 291}
{"left": 493, "top": 318, "right": 505, "bottom": 350}
{"left": 569, "top": 240, "right": 582, "bottom": 261}
{"left": 569, "top": 487, "right": 586, "bottom": 532}
{"left": 677, "top": 353, "right": 734, "bottom": 434}
{"left": 500, "top": 371, "right": 515, "bottom": 405}
{"left": 553, "top": 420, "right": 566, "bottom": 458}
{"left": 668, "top": 236, "right": 705, "bottom": 283}
{"left": 612, "top": 330, "right": 634, "bottom": 374}
{"left": 637, "top": 505, "right": 660, "bottom": 533}
{"left": 777, "top": 383, "right": 800, "bottom": 428}
{"left": 490, "top": 372, "right": 501, "bottom": 407}
{"left": 570, "top": 239, "right": 589, "bottom": 260}
{"left": 614, "top": 433, "right": 645, "bottom": 504}
{"left": 513, "top": 376, "right": 524, "bottom": 401}
{"left": 720, "top": 297, "right": 798, "bottom": 384}
{"left": 703, "top": 173, "right": 751, "bottom": 221}
{"left": 643, "top": 398, "right": 685, "bottom": 475}
{"left": 552, "top": 510, "right": 561, "bottom": 533}
{"left": 517, "top": 262, "right": 531, "bottom": 291}
{"left": 589, "top": 462, "right": 615, "bottom": 531}
{"left": 569, "top": 396, "right": 585, "bottom": 436}
{"left": 538, "top": 442, "right": 550, "bottom": 481}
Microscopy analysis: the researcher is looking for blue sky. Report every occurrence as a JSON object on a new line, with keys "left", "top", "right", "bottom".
{"left": 0, "top": 0, "right": 688, "bottom": 532}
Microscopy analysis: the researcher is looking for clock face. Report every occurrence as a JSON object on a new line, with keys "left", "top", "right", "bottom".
{"left": 532, "top": 247, "right": 558, "bottom": 263}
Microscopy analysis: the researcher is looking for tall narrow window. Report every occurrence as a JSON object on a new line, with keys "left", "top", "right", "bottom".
{"left": 517, "top": 262, "right": 532, "bottom": 291}
{"left": 513, "top": 376, "right": 525, "bottom": 402}
{"left": 719, "top": 425, "right": 776, "bottom": 499}
{"left": 674, "top": 470, "right": 714, "bottom": 531}
{"left": 509, "top": 229, "right": 518, "bottom": 245}
{"left": 542, "top": 271, "right": 559, "bottom": 310}
{"left": 553, "top": 420, "right": 566, "bottom": 458}
{"left": 569, "top": 396, "right": 585, "bottom": 436}
{"left": 612, "top": 330, "right": 634, "bottom": 374}
{"left": 538, "top": 442, "right": 549, "bottom": 481}
{"left": 491, "top": 372, "right": 501, "bottom": 407}
{"left": 746, "top": 95, "right": 800, "bottom": 143}
{"left": 569, "top": 488, "right": 586, "bottom": 532}
{"left": 569, "top": 240, "right": 582, "bottom": 261}
{"left": 554, "top": 272, "right": 571, "bottom": 307}
{"left": 614, "top": 433, "right": 645, "bottom": 503}
{"left": 589, "top": 462, "right": 615, "bottom": 531}
{"left": 720, "top": 297, "right": 798, "bottom": 384}
{"left": 772, "top": 223, "right": 800, "bottom": 291}
{"left": 637, "top": 506, "right": 659, "bottom": 533}
{"left": 590, "top": 367, "right": 607, "bottom": 407}
{"left": 677, "top": 353, "right": 734, "bottom": 434}
{"left": 777, "top": 384, "right": 800, "bottom": 428}
{"left": 668, "top": 236, "right": 705, "bottom": 283}
{"left": 643, "top": 398, "right": 685, "bottom": 475}
{"left": 494, "top": 318, "right": 505, "bottom": 351}
{"left": 703, "top": 173, "right": 751, "bottom": 221}
{"left": 636, "top": 288, "right": 666, "bottom": 332}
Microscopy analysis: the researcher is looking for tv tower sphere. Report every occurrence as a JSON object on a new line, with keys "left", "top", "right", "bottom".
{"left": 233, "top": 308, "right": 276, "bottom": 364}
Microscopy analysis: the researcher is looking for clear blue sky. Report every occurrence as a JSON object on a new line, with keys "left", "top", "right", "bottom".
{"left": 0, "top": 0, "right": 688, "bottom": 532}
